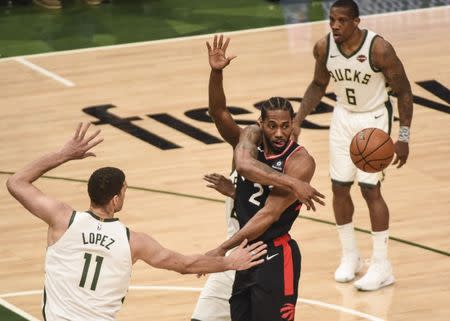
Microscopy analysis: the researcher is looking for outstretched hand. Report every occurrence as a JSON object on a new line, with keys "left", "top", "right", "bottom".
{"left": 206, "top": 34, "right": 237, "bottom": 71}
{"left": 226, "top": 239, "right": 267, "bottom": 271}
{"left": 59, "top": 122, "right": 103, "bottom": 161}
{"left": 203, "top": 173, "right": 235, "bottom": 198}
{"left": 292, "top": 179, "right": 325, "bottom": 211}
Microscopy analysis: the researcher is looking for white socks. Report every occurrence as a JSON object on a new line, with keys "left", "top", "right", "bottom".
{"left": 336, "top": 222, "right": 358, "bottom": 255}
{"left": 336, "top": 224, "right": 390, "bottom": 261}
{"left": 372, "top": 230, "right": 389, "bottom": 262}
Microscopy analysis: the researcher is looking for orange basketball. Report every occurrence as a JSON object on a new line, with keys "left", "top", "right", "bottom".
{"left": 350, "top": 128, "right": 395, "bottom": 173}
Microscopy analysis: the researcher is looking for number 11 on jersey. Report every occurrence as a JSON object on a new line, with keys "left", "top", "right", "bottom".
{"left": 79, "top": 252, "right": 104, "bottom": 291}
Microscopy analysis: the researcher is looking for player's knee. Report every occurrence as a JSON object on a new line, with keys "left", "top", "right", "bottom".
{"left": 332, "top": 182, "right": 351, "bottom": 198}
{"left": 360, "top": 183, "right": 381, "bottom": 201}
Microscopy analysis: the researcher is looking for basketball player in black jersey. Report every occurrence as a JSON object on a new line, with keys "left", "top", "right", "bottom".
{"left": 204, "top": 35, "right": 325, "bottom": 321}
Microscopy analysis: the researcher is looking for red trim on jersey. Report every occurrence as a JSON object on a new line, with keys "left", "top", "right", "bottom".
{"left": 264, "top": 140, "right": 295, "bottom": 160}
{"left": 274, "top": 234, "right": 294, "bottom": 296}
{"left": 283, "top": 145, "right": 304, "bottom": 173}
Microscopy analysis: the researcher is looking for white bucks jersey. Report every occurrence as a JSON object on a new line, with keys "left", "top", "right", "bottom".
{"left": 43, "top": 211, "right": 132, "bottom": 321}
{"left": 327, "top": 30, "right": 389, "bottom": 112}
{"left": 226, "top": 170, "right": 239, "bottom": 239}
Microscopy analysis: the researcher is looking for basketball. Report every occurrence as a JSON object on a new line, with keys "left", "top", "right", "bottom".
{"left": 350, "top": 128, "right": 395, "bottom": 173}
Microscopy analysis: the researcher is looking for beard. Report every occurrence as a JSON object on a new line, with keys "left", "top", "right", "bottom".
{"left": 266, "top": 139, "right": 287, "bottom": 154}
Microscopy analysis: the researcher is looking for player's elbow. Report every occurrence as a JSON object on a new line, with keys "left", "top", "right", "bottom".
{"left": 312, "top": 79, "right": 328, "bottom": 92}
{"left": 6, "top": 175, "right": 19, "bottom": 197}
{"left": 235, "top": 158, "right": 252, "bottom": 177}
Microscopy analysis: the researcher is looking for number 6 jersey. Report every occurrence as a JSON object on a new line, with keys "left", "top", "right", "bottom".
{"left": 326, "top": 29, "right": 389, "bottom": 112}
{"left": 43, "top": 211, "right": 132, "bottom": 321}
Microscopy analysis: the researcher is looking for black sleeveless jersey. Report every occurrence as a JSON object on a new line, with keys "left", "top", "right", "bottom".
{"left": 234, "top": 140, "right": 303, "bottom": 242}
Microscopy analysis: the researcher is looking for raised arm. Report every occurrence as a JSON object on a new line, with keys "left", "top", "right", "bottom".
{"left": 215, "top": 149, "right": 317, "bottom": 254}
{"left": 207, "top": 35, "right": 241, "bottom": 147}
{"left": 372, "top": 37, "right": 413, "bottom": 168}
{"left": 130, "top": 231, "right": 267, "bottom": 274}
{"left": 294, "top": 36, "right": 331, "bottom": 130}
{"left": 6, "top": 123, "right": 103, "bottom": 230}
{"left": 234, "top": 125, "right": 325, "bottom": 210}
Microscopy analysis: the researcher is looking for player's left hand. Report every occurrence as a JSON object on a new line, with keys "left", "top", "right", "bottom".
{"left": 204, "top": 173, "right": 235, "bottom": 198}
{"left": 59, "top": 122, "right": 103, "bottom": 161}
{"left": 226, "top": 239, "right": 267, "bottom": 271}
{"left": 392, "top": 141, "right": 409, "bottom": 168}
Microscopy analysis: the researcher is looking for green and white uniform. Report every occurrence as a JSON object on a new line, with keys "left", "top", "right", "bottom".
{"left": 43, "top": 211, "right": 132, "bottom": 321}
{"left": 191, "top": 171, "right": 239, "bottom": 321}
{"left": 327, "top": 29, "right": 393, "bottom": 185}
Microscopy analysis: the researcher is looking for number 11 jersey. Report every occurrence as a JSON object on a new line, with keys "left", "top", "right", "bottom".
{"left": 43, "top": 211, "right": 132, "bottom": 321}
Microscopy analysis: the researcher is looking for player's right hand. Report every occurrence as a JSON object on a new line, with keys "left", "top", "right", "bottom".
{"left": 206, "top": 35, "right": 237, "bottom": 71}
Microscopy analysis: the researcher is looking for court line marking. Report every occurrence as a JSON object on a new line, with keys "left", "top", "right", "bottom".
{"left": 14, "top": 57, "right": 75, "bottom": 87}
{"left": 0, "top": 286, "right": 385, "bottom": 321}
{"left": 0, "top": 171, "right": 448, "bottom": 256}
{"left": 0, "top": 5, "right": 448, "bottom": 62}
{"left": 0, "top": 171, "right": 448, "bottom": 257}
{"left": 0, "top": 298, "right": 40, "bottom": 321}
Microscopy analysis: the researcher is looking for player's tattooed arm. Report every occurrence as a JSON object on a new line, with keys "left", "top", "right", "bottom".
{"left": 372, "top": 37, "right": 413, "bottom": 168}
{"left": 234, "top": 125, "right": 290, "bottom": 191}
{"left": 234, "top": 125, "right": 324, "bottom": 210}
{"left": 294, "top": 37, "right": 331, "bottom": 127}
{"left": 373, "top": 37, "right": 413, "bottom": 128}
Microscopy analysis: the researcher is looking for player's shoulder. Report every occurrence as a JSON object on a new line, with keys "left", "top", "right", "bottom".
{"left": 370, "top": 35, "right": 400, "bottom": 69}
{"left": 371, "top": 35, "right": 397, "bottom": 57}
{"left": 289, "top": 145, "right": 315, "bottom": 167}
{"left": 313, "top": 35, "right": 329, "bottom": 60}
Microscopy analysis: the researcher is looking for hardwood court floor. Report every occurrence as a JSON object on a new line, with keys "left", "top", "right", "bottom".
{"left": 0, "top": 6, "right": 449, "bottom": 321}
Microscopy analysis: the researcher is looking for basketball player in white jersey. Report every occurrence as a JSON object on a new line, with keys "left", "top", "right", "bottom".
{"left": 6, "top": 122, "right": 268, "bottom": 321}
{"left": 191, "top": 171, "right": 238, "bottom": 321}
{"left": 294, "top": 0, "right": 413, "bottom": 291}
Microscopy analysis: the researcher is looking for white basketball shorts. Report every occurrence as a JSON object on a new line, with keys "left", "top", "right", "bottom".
{"left": 329, "top": 101, "right": 392, "bottom": 186}
{"left": 191, "top": 270, "right": 235, "bottom": 321}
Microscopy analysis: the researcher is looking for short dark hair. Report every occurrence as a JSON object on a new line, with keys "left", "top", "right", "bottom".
{"left": 88, "top": 167, "right": 125, "bottom": 206}
{"left": 331, "top": 0, "right": 359, "bottom": 18}
{"left": 260, "top": 97, "right": 294, "bottom": 120}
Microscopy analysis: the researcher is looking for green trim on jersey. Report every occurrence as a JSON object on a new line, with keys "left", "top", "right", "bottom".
{"left": 86, "top": 210, "right": 119, "bottom": 222}
{"left": 42, "top": 287, "right": 47, "bottom": 321}
{"left": 385, "top": 100, "right": 393, "bottom": 134}
{"left": 369, "top": 35, "right": 382, "bottom": 72}
{"left": 325, "top": 33, "right": 331, "bottom": 66}
{"left": 126, "top": 227, "right": 130, "bottom": 241}
{"left": 68, "top": 211, "right": 76, "bottom": 228}
{"left": 337, "top": 29, "right": 368, "bottom": 59}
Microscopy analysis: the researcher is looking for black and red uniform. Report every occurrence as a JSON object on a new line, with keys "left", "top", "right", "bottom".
{"left": 230, "top": 140, "right": 303, "bottom": 321}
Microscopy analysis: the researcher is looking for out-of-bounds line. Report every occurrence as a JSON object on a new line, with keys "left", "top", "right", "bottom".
{"left": 0, "top": 287, "right": 385, "bottom": 321}
{"left": 14, "top": 57, "right": 75, "bottom": 87}
{"left": 0, "top": 298, "right": 40, "bottom": 321}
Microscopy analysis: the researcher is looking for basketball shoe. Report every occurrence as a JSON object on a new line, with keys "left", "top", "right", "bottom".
{"left": 334, "top": 252, "right": 363, "bottom": 282}
{"left": 354, "top": 259, "right": 395, "bottom": 291}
